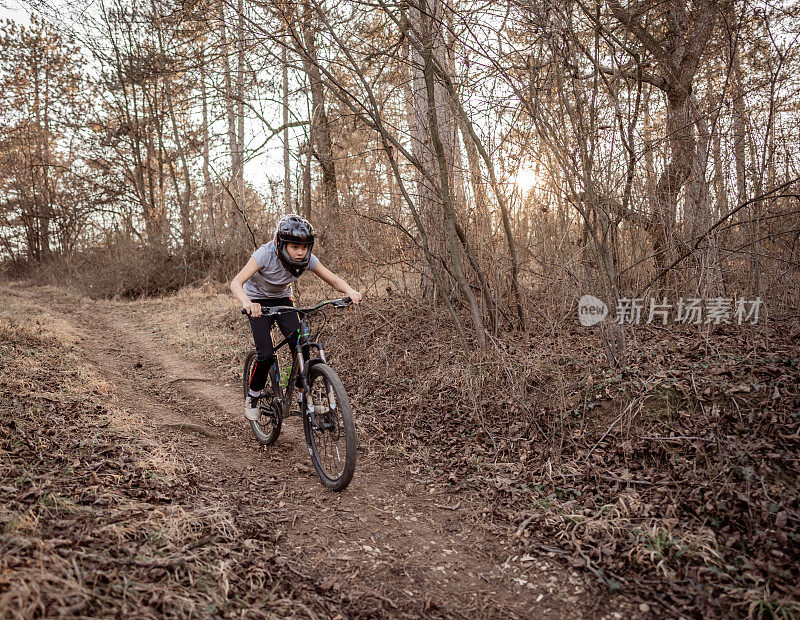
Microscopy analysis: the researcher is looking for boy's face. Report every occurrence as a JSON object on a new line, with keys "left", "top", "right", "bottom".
{"left": 286, "top": 242, "right": 310, "bottom": 262}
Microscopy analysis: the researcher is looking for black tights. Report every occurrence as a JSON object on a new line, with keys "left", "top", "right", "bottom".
{"left": 247, "top": 297, "right": 300, "bottom": 393}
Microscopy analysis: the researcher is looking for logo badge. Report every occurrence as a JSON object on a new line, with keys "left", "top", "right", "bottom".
{"left": 578, "top": 295, "right": 608, "bottom": 326}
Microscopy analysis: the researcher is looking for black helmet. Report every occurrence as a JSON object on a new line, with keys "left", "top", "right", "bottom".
{"left": 275, "top": 214, "right": 315, "bottom": 277}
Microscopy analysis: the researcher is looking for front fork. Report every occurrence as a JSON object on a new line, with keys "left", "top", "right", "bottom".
{"left": 294, "top": 345, "right": 336, "bottom": 430}
{"left": 279, "top": 344, "right": 327, "bottom": 420}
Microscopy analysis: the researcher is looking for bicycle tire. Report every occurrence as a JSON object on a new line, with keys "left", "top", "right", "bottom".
{"left": 302, "top": 363, "right": 356, "bottom": 491}
{"left": 242, "top": 349, "right": 282, "bottom": 446}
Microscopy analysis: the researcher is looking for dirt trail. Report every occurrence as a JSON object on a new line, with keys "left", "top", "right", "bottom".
{"left": 23, "top": 289, "right": 610, "bottom": 618}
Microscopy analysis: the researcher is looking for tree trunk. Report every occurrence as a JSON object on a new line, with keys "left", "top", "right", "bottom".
{"left": 608, "top": 0, "right": 717, "bottom": 288}
{"left": 283, "top": 40, "right": 292, "bottom": 213}
{"left": 407, "top": 0, "right": 451, "bottom": 266}
{"left": 163, "top": 74, "right": 193, "bottom": 249}
{"left": 301, "top": 138, "right": 312, "bottom": 219}
{"left": 200, "top": 58, "right": 215, "bottom": 243}
{"left": 300, "top": 1, "right": 339, "bottom": 224}
{"left": 236, "top": 0, "right": 245, "bottom": 216}
{"left": 32, "top": 47, "right": 51, "bottom": 259}
{"left": 220, "top": 0, "right": 243, "bottom": 237}
{"left": 41, "top": 49, "right": 53, "bottom": 258}
{"left": 419, "top": 2, "right": 486, "bottom": 348}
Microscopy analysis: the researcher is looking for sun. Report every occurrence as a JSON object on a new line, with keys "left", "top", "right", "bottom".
{"left": 515, "top": 165, "right": 539, "bottom": 193}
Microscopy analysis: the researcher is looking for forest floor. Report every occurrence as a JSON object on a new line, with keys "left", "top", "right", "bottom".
{"left": 0, "top": 283, "right": 625, "bottom": 618}
{"left": 1, "top": 282, "right": 798, "bottom": 618}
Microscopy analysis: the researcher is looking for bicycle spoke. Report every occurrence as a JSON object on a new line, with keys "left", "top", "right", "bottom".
{"left": 310, "top": 373, "right": 347, "bottom": 478}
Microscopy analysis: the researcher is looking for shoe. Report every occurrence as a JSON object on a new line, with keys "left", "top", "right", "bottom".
{"left": 244, "top": 395, "right": 261, "bottom": 421}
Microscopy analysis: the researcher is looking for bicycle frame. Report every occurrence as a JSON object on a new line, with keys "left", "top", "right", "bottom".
{"left": 248, "top": 297, "right": 350, "bottom": 428}
{"left": 270, "top": 314, "right": 327, "bottom": 426}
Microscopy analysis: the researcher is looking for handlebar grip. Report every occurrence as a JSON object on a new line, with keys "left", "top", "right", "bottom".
{"left": 242, "top": 306, "right": 280, "bottom": 316}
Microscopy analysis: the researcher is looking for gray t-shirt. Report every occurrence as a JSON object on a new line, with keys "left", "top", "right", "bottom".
{"left": 243, "top": 240, "right": 319, "bottom": 300}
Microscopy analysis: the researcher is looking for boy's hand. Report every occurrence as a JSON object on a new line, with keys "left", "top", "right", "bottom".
{"left": 348, "top": 290, "right": 363, "bottom": 305}
{"left": 244, "top": 301, "right": 262, "bottom": 317}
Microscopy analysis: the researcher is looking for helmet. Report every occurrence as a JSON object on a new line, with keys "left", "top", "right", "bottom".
{"left": 275, "top": 214, "right": 315, "bottom": 277}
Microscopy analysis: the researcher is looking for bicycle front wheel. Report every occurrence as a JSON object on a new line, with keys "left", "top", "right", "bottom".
{"left": 242, "top": 350, "right": 281, "bottom": 446}
{"left": 302, "top": 363, "right": 356, "bottom": 491}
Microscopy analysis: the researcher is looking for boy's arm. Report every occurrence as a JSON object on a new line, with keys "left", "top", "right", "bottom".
{"left": 310, "top": 262, "right": 363, "bottom": 305}
{"left": 230, "top": 257, "right": 264, "bottom": 316}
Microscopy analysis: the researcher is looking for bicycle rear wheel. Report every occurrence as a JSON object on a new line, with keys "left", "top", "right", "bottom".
{"left": 302, "top": 363, "right": 356, "bottom": 491}
{"left": 242, "top": 350, "right": 282, "bottom": 446}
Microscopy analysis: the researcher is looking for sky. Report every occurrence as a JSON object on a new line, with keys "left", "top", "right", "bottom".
{"left": 0, "top": 0, "right": 295, "bottom": 202}
{"left": 0, "top": 0, "right": 33, "bottom": 23}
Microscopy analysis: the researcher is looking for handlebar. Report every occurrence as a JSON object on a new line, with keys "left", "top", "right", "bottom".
{"left": 241, "top": 296, "right": 352, "bottom": 316}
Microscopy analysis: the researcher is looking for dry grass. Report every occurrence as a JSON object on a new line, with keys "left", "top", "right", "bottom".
{"left": 0, "top": 292, "right": 341, "bottom": 618}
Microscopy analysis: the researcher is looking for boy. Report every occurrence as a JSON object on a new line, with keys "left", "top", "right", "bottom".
{"left": 230, "top": 214, "right": 362, "bottom": 420}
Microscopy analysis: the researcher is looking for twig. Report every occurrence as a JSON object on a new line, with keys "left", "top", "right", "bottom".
{"left": 366, "top": 590, "right": 399, "bottom": 610}
{"left": 690, "top": 372, "right": 701, "bottom": 399}
{"left": 361, "top": 302, "right": 394, "bottom": 339}
{"left": 467, "top": 381, "right": 497, "bottom": 452}
{"left": 649, "top": 592, "right": 686, "bottom": 618}
{"left": 586, "top": 407, "right": 627, "bottom": 462}
{"left": 571, "top": 533, "right": 629, "bottom": 588}
{"left": 535, "top": 544, "right": 569, "bottom": 556}
{"left": 281, "top": 559, "right": 312, "bottom": 581}
{"left": 434, "top": 501, "right": 461, "bottom": 511}
{"left": 594, "top": 473, "right": 653, "bottom": 486}
{"left": 515, "top": 513, "right": 536, "bottom": 538}
{"left": 591, "top": 470, "right": 682, "bottom": 487}
{"left": 240, "top": 509, "right": 279, "bottom": 518}
{"left": 182, "top": 535, "right": 217, "bottom": 552}
{"left": 641, "top": 435, "right": 704, "bottom": 442}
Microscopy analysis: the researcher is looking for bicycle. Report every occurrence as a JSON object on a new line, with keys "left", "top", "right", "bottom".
{"left": 241, "top": 297, "right": 357, "bottom": 491}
